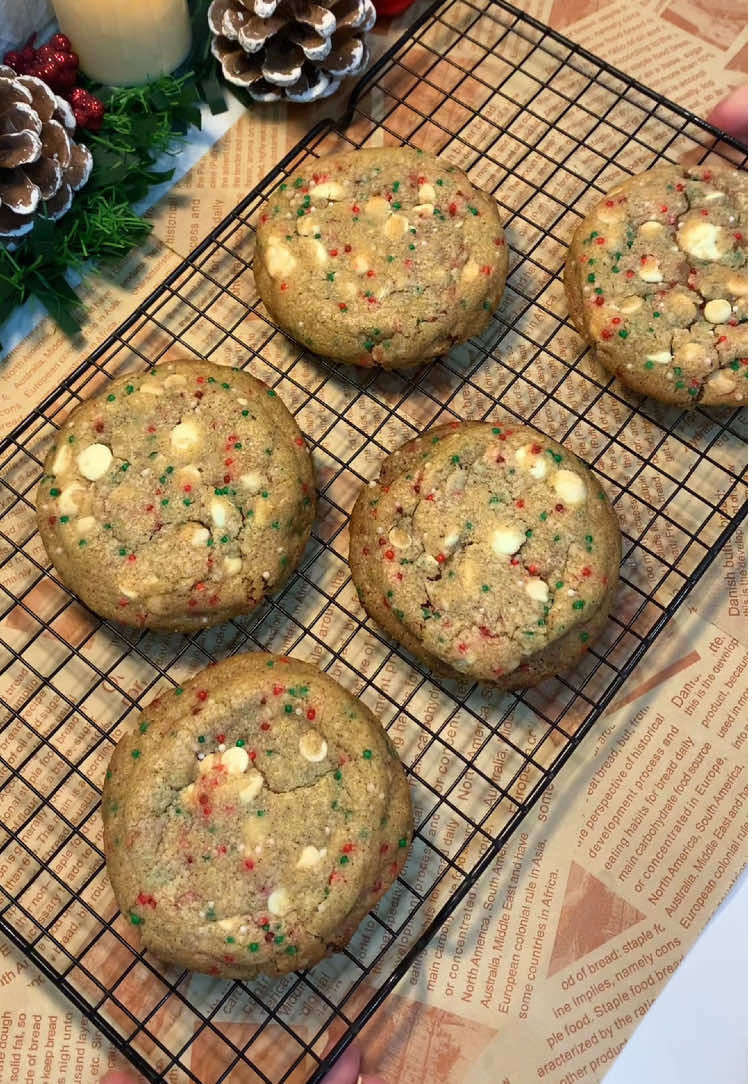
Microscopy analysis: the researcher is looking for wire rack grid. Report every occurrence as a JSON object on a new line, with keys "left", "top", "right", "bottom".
{"left": 0, "top": 1, "right": 747, "bottom": 1082}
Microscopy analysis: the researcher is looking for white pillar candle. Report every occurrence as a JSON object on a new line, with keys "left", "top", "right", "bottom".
{"left": 52, "top": 0, "right": 191, "bottom": 86}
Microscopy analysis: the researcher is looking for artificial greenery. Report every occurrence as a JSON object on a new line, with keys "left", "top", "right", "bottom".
{"left": 0, "top": 0, "right": 243, "bottom": 341}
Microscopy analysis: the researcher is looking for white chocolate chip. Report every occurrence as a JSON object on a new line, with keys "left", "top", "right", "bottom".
{"left": 552, "top": 469, "right": 587, "bottom": 506}
{"left": 418, "top": 182, "right": 436, "bottom": 202}
{"left": 77, "top": 443, "right": 112, "bottom": 481}
{"left": 238, "top": 769, "right": 264, "bottom": 803}
{"left": 352, "top": 252, "right": 370, "bottom": 274}
{"left": 703, "top": 190, "right": 725, "bottom": 201}
{"left": 296, "top": 214, "right": 318, "bottom": 236}
{"left": 138, "top": 383, "right": 162, "bottom": 396}
{"left": 645, "top": 351, "right": 672, "bottom": 365}
{"left": 637, "top": 220, "right": 665, "bottom": 238}
{"left": 384, "top": 213, "right": 409, "bottom": 239}
{"left": 443, "top": 531, "right": 460, "bottom": 552}
{"left": 267, "top": 888, "right": 292, "bottom": 916}
{"left": 192, "top": 527, "right": 210, "bottom": 546}
{"left": 525, "top": 578, "right": 549, "bottom": 603}
{"left": 75, "top": 515, "right": 96, "bottom": 535}
{"left": 52, "top": 444, "right": 70, "bottom": 475}
{"left": 638, "top": 257, "right": 663, "bottom": 283}
{"left": 514, "top": 445, "right": 550, "bottom": 480}
{"left": 618, "top": 294, "right": 643, "bottom": 315}
{"left": 388, "top": 526, "right": 412, "bottom": 549}
{"left": 217, "top": 917, "right": 236, "bottom": 932}
{"left": 461, "top": 259, "right": 479, "bottom": 283}
{"left": 675, "top": 342, "right": 709, "bottom": 366}
{"left": 296, "top": 845, "right": 326, "bottom": 870}
{"left": 309, "top": 180, "right": 345, "bottom": 201}
{"left": 365, "top": 196, "right": 390, "bottom": 217}
{"left": 727, "top": 272, "right": 748, "bottom": 295}
{"left": 413, "top": 203, "right": 435, "bottom": 218}
{"left": 220, "top": 746, "right": 249, "bottom": 774}
{"left": 264, "top": 241, "right": 297, "bottom": 279}
{"left": 302, "top": 237, "right": 327, "bottom": 265}
{"left": 224, "top": 556, "right": 242, "bottom": 575}
{"left": 58, "top": 482, "right": 83, "bottom": 515}
{"left": 117, "top": 584, "right": 139, "bottom": 600}
{"left": 163, "top": 373, "right": 187, "bottom": 388}
{"left": 239, "top": 471, "right": 263, "bottom": 493}
{"left": 299, "top": 729, "right": 327, "bottom": 762}
{"left": 706, "top": 370, "right": 737, "bottom": 395}
{"left": 210, "top": 496, "right": 231, "bottom": 527}
{"left": 416, "top": 552, "right": 440, "bottom": 575}
{"left": 677, "top": 219, "right": 721, "bottom": 261}
{"left": 492, "top": 525, "right": 526, "bottom": 556}
{"left": 170, "top": 421, "right": 200, "bottom": 456}
{"left": 666, "top": 293, "right": 697, "bottom": 322}
{"left": 703, "top": 298, "right": 732, "bottom": 324}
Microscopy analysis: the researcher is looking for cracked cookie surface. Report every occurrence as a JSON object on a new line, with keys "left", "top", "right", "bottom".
{"left": 254, "top": 146, "right": 508, "bottom": 369}
{"left": 36, "top": 358, "right": 315, "bottom": 632}
{"left": 349, "top": 422, "right": 621, "bottom": 688}
{"left": 564, "top": 164, "right": 747, "bottom": 406}
{"left": 102, "top": 652, "right": 413, "bottom": 978}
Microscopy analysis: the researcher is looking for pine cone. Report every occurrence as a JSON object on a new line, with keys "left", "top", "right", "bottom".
{"left": 209, "top": 0, "right": 376, "bottom": 103}
{"left": 0, "top": 64, "right": 92, "bottom": 244}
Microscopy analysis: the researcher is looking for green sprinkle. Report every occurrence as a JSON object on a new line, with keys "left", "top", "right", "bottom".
{"left": 580, "top": 632, "right": 589, "bottom": 642}
{"left": 129, "top": 913, "right": 143, "bottom": 926}
{"left": 339, "top": 855, "right": 349, "bottom": 865}
{"left": 334, "top": 769, "right": 342, "bottom": 781}
{"left": 49, "top": 487, "right": 60, "bottom": 497}
{"left": 119, "top": 547, "right": 127, "bottom": 556}
{"left": 618, "top": 329, "right": 629, "bottom": 339}
{"left": 125, "top": 384, "right": 134, "bottom": 395}
{"left": 392, "top": 201, "right": 401, "bottom": 210}
{"left": 257, "top": 809, "right": 266, "bottom": 817}
{"left": 131, "top": 749, "right": 140, "bottom": 759}
{"left": 68, "top": 435, "right": 75, "bottom": 443}
{"left": 285, "top": 945, "right": 297, "bottom": 955}
{"left": 161, "top": 498, "right": 169, "bottom": 506}
{"left": 525, "top": 528, "right": 533, "bottom": 538}
{"left": 492, "top": 427, "right": 501, "bottom": 434}
{"left": 483, "top": 300, "right": 491, "bottom": 311}
{"left": 556, "top": 580, "right": 564, "bottom": 589}
{"left": 226, "top": 936, "right": 236, "bottom": 944}
{"left": 482, "top": 584, "right": 490, "bottom": 592}
{"left": 573, "top": 600, "right": 585, "bottom": 610}
{"left": 392, "top": 180, "right": 400, "bottom": 191}
{"left": 107, "top": 394, "right": 116, "bottom": 402}
{"left": 78, "top": 538, "right": 87, "bottom": 547}
{"left": 236, "top": 739, "right": 245, "bottom": 747}
{"left": 540, "top": 511, "right": 547, "bottom": 521}
{"left": 248, "top": 942, "right": 259, "bottom": 952}
{"left": 653, "top": 311, "right": 661, "bottom": 319}
{"left": 398, "top": 837, "right": 407, "bottom": 847}
{"left": 198, "top": 735, "right": 205, "bottom": 743}
{"left": 183, "top": 498, "right": 192, "bottom": 506}
{"left": 274, "top": 934, "right": 285, "bottom": 944}
{"left": 60, "top": 515, "right": 69, "bottom": 523}
{"left": 587, "top": 273, "right": 595, "bottom": 283}
{"left": 241, "top": 409, "right": 250, "bottom": 417}
{"left": 174, "top": 687, "right": 184, "bottom": 696}
{"left": 267, "top": 389, "right": 277, "bottom": 397}
{"left": 585, "top": 535, "right": 593, "bottom": 543}
{"left": 139, "top": 721, "right": 149, "bottom": 734}
{"left": 284, "top": 704, "right": 293, "bottom": 714}
{"left": 363, "top": 749, "right": 372, "bottom": 759}
{"left": 468, "top": 206, "right": 479, "bottom": 215}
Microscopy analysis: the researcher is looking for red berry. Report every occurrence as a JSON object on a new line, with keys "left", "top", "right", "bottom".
{"left": 89, "top": 98, "right": 104, "bottom": 119}
{"left": 57, "top": 69, "right": 76, "bottom": 89}
{"left": 69, "top": 87, "right": 86, "bottom": 104}
{"left": 64, "top": 51, "right": 78, "bottom": 69}
{"left": 3, "top": 51, "right": 22, "bottom": 70}
{"left": 22, "top": 45, "right": 36, "bottom": 64}
{"left": 38, "top": 44, "right": 56, "bottom": 59}
{"left": 52, "top": 50, "right": 68, "bottom": 67}
{"left": 73, "top": 107, "right": 87, "bottom": 127}
{"left": 51, "top": 33, "right": 71, "bottom": 51}
{"left": 38, "top": 61, "right": 59, "bottom": 83}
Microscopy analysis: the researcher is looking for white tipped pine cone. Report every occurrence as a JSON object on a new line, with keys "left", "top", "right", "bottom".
{"left": 209, "top": 0, "right": 375, "bottom": 103}
{"left": 0, "top": 65, "right": 92, "bottom": 243}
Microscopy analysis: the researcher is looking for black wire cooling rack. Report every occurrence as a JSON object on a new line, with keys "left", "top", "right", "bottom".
{"left": 0, "top": 1, "right": 748, "bottom": 1081}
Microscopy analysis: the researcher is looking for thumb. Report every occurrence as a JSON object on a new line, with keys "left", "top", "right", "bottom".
{"left": 707, "top": 83, "right": 748, "bottom": 142}
{"left": 321, "top": 1041, "right": 361, "bottom": 1083}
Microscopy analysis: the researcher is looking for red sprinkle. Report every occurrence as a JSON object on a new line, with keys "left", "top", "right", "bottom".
{"left": 307, "top": 708, "right": 316, "bottom": 720}
{"left": 625, "top": 270, "right": 635, "bottom": 278}
{"left": 555, "top": 503, "right": 564, "bottom": 513}
{"left": 582, "top": 567, "right": 592, "bottom": 577}
{"left": 329, "top": 249, "right": 338, "bottom": 257}
{"left": 244, "top": 859, "right": 255, "bottom": 870}
{"left": 127, "top": 553, "right": 137, "bottom": 562}
{"left": 197, "top": 689, "right": 208, "bottom": 701}
{"left": 601, "top": 329, "right": 613, "bottom": 340}
{"left": 611, "top": 316, "right": 621, "bottom": 325}
{"left": 344, "top": 243, "right": 352, "bottom": 253}
{"left": 436, "top": 553, "right": 446, "bottom": 563}
{"left": 366, "top": 269, "right": 375, "bottom": 278}
{"left": 516, "top": 499, "right": 525, "bottom": 508}
{"left": 595, "top": 296, "right": 605, "bottom": 307}
{"left": 385, "top": 549, "right": 395, "bottom": 560}
{"left": 595, "top": 237, "right": 606, "bottom": 245}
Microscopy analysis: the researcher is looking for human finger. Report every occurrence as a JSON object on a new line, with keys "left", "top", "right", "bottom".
{"left": 707, "top": 83, "right": 748, "bottom": 142}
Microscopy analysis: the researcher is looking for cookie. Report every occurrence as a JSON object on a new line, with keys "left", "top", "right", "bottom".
{"left": 348, "top": 422, "right": 621, "bottom": 688}
{"left": 102, "top": 652, "right": 413, "bottom": 978}
{"left": 564, "top": 163, "right": 747, "bottom": 406}
{"left": 36, "top": 358, "right": 315, "bottom": 632}
{"left": 254, "top": 146, "right": 508, "bottom": 369}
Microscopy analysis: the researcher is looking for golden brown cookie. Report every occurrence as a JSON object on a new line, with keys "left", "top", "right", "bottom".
{"left": 102, "top": 652, "right": 413, "bottom": 978}
{"left": 564, "top": 163, "right": 747, "bottom": 406}
{"left": 349, "top": 422, "right": 621, "bottom": 688}
{"left": 36, "top": 358, "right": 315, "bottom": 632}
{"left": 254, "top": 146, "right": 508, "bottom": 368}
